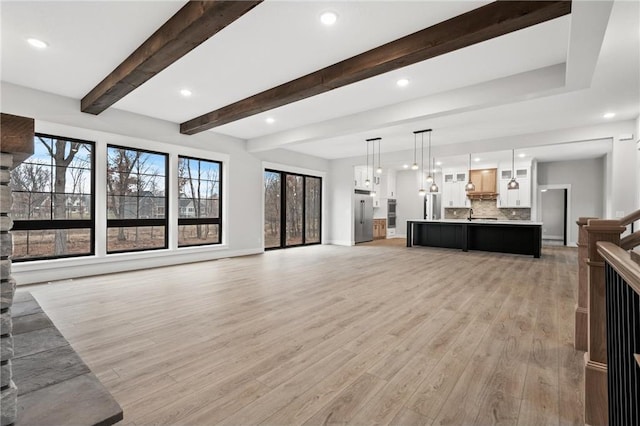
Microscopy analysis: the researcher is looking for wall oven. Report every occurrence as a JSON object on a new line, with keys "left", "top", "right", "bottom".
{"left": 387, "top": 199, "right": 396, "bottom": 229}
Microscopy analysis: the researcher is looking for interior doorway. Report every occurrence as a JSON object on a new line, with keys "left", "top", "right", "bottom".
{"left": 540, "top": 188, "right": 568, "bottom": 246}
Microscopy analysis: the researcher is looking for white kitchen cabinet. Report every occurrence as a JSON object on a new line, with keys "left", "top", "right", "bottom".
{"left": 354, "top": 165, "right": 373, "bottom": 190}
{"left": 442, "top": 170, "right": 470, "bottom": 208}
{"left": 497, "top": 167, "right": 531, "bottom": 208}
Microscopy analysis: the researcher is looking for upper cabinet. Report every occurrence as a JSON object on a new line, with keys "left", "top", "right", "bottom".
{"left": 354, "top": 165, "right": 373, "bottom": 190}
{"left": 442, "top": 170, "right": 470, "bottom": 208}
{"left": 497, "top": 167, "right": 531, "bottom": 208}
{"left": 467, "top": 168, "right": 497, "bottom": 199}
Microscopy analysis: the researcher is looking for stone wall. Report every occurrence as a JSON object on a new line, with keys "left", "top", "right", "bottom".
{"left": 0, "top": 153, "right": 17, "bottom": 426}
{"left": 444, "top": 199, "right": 531, "bottom": 220}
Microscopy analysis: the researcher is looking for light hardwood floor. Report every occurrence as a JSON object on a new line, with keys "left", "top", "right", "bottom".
{"left": 24, "top": 244, "right": 584, "bottom": 425}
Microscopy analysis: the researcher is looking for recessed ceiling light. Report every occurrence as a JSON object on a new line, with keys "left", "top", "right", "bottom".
{"left": 396, "top": 78, "right": 409, "bottom": 87}
{"left": 265, "top": 117, "right": 275, "bottom": 124}
{"left": 435, "top": 161, "right": 442, "bottom": 166}
{"left": 180, "top": 89, "right": 192, "bottom": 97}
{"left": 27, "top": 38, "right": 48, "bottom": 49}
{"left": 518, "top": 153, "right": 526, "bottom": 158}
{"left": 402, "top": 164, "right": 409, "bottom": 169}
{"left": 320, "top": 11, "right": 338, "bottom": 26}
{"left": 603, "top": 112, "right": 615, "bottom": 119}
{"left": 474, "top": 157, "right": 481, "bottom": 162}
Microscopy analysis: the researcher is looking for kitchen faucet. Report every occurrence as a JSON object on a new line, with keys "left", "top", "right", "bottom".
{"left": 467, "top": 208, "right": 473, "bottom": 221}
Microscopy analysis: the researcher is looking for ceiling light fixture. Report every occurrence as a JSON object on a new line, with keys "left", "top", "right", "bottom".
{"left": 402, "top": 164, "right": 409, "bottom": 169}
{"left": 465, "top": 153, "right": 475, "bottom": 192}
{"left": 396, "top": 78, "right": 409, "bottom": 87}
{"left": 518, "top": 153, "right": 526, "bottom": 158}
{"left": 366, "top": 138, "right": 380, "bottom": 196}
{"left": 364, "top": 139, "right": 371, "bottom": 188}
{"left": 414, "top": 129, "right": 432, "bottom": 196}
{"left": 265, "top": 117, "right": 275, "bottom": 124}
{"left": 436, "top": 161, "right": 442, "bottom": 166}
{"left": 474, "top": 157, "right": 481, "bottom": 162}
{"left": 27, "top": 38, "right": 48, "bottom": 49}
{"left": 180, "top": 89, "right": 192, "bottom": 97}
{"left": 429, "top": 155, "right": 439, "bottom": 193}
{"left": 320, "top": 11, "right": 338, "bottom": 26}
{"left": 508, "top": 149, "right": 520, "bottom": 190}
{"left": 375, "top": 138, "right": 383, "bottom": 174}
{"left": 411, "top": 133, "right": 419, "bottom": 170}
{"left": 425, "top": 130, "right": 434, "bottom": 184}
{"left": 603, "top": 112, "right": 616, "bottom": 119}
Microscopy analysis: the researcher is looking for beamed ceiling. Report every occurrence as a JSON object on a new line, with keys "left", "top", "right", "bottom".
{"left": 1, "top": 1, "right": 639, "bottom": 161}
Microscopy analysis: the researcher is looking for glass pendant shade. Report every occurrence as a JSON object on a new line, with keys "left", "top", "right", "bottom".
{"left": 507, "top": 149, "right": 519, "bottom": 190}
{"left": 365, "top": 178, "right": 370, "bottom": 186}
{"left": 507, "top": 178, "right": 519, "bottom": 190}
{"left": 426, "top": 174, "right": 434, "bottom": 184}
{"left": 429, "top": 182, "right": 439, "bottom": 193}
{"left": 411, "top": 163, "right": 419, "bottom": 170}
{"left": 418, "top": 188, "right": 426, "bottom": 196}
{"left": 376, "top": 166, "right": 383, "bottom": 175}
{"left": 465, "top": 180, "right": 475, "bottom": 192}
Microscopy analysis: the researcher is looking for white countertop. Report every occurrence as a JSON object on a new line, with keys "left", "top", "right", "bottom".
{"left": 408, "top": 219, "right": 543, "bottom": 226}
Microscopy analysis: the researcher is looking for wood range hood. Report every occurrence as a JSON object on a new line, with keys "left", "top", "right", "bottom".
{"left": 466, "top": 168, "right": 498, "bottom": 200}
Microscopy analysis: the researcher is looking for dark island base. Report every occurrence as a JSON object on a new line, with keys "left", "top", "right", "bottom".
{"left": 407, "top": 221, "right": 542, "bottom": 258}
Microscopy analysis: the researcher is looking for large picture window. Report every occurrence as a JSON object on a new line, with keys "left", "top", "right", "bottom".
{"left": 10, "top": 134, "right": 95, "bottom": 261}
{"left": 106, "top": 145, "right": 168, "bottom": 253}
{"left": 178, "top": 156, "right": 222, "bottom": 247}
{"left": 264, "top": 170, "right": 321, "bottom": 249}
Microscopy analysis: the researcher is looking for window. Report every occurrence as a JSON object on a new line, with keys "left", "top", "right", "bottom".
{"left": 178, "top": 156, "right": 222, "bottom": 247}
{"left": 10, "top": 134, "right": 95, "bottom": 261}
{"left": 106, "top": 145, "right": 168, "bottom": 253}
{"left": 264, "top": 170, "right": 321, "bottom": 249}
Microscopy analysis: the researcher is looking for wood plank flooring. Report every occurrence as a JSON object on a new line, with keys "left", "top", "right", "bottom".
{"left": 23, "top": 244, "right": 584, "bottom": 425}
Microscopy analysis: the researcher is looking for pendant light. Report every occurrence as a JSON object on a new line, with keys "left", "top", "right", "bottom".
{"left": 418, "top": 131, "right": 426, "bottom": 196}
{"left": 366, "top": 138, "right": 379, "bottom": 197}
{"left": 364, "top": 139, "right": 371, "bottom": 187}
{"left": 425, "top": 130, "right": 434, "bottom": 184}
{"left": 411, "top": 133, "right": 419, "bottom": 170}
{"left": 414, "top": 129, "right": 432, "bottom": 196}
{"left": 429, "top": 156, "right": 439, "bottom": 193}
{"left": 508, "top": 149, "right": 519, "bottom": 190}
{"left": 465, "top": 153, "right": 475, "bottom": 192}
{"left": 375, "top": 138, "right": 383, "bottom": 174}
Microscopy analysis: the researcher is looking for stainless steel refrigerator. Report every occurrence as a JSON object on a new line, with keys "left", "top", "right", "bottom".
{"left": 354, "top": 193, "right": 373, "bottom": 243}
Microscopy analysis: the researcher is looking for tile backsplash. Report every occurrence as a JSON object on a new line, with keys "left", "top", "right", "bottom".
{"left": 444, "top": 199, "right": 531, "bottom": 220}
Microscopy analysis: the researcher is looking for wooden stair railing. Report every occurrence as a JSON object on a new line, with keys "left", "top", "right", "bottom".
{"left": 581, "top": 209, "right": 640, "bottom": 425}
{"left": 596, "top": 241, "right": 640, "bottom": 426}
{"left": 575, "top": 217, "right": 597, "bottom": 352}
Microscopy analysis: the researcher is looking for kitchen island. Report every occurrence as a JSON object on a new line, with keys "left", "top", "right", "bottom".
{"left": 406, "top": 219, "right": 542, "bottom": 258}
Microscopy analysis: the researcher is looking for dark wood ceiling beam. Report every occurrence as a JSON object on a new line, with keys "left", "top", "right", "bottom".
{"left": 81, "top": 0, "right": 263, "bottom": 115}
{"left": 180, "top": 1, "right": 571, "bottom": 135}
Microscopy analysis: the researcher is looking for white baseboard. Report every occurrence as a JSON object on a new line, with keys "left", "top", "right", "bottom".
{"left": 14, "top": 247, "right": 263, "bottom": 285}
{"left": 327, "top": 240, "right": 353, "bottom": 246}
{"left": 543, "top": 235, "right": 564, "bottom": 240}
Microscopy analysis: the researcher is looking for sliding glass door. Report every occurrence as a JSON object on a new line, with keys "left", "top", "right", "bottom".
{"left": 264, "top": 170, "right": 321, "bottom": 249}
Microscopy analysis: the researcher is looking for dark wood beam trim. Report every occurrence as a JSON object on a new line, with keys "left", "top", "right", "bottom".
{"left": 181, "top": 0, "right": 571, "bottom": 135}
{"left": 81, "top": 0, "right": 263, "bottom": 115}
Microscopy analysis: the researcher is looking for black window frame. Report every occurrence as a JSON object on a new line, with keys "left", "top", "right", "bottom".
{"left": 106, "top": 144, "right": 169, "bottom": 254}
{"left": 264, "top": 169, "right": 322, "bottom": 250}
{"left": 10, "top": 133, "right": 96, "bottom": 262}
{"left": 177, "top": 155, "right": 223, "bottom": 248}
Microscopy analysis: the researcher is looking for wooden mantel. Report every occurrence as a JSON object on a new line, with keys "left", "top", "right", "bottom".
{"left": 0, "top": 113, "right": 34, "bottom": 165}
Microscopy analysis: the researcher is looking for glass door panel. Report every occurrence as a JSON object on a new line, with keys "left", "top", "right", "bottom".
{"left": 285, "top": 175, "right": 304, "bottom": 246}
{"left": 264, "top": 171, "right": 281, "bottom": 249}
{"left": 305, "top": 176, "right": 321, "bottom": 244}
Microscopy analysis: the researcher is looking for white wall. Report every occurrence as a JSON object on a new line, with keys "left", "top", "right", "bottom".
{"left": 611, "top": 134, "right": 639, "bottom": 221}
{"left": 395, "top": 170, "right": 428, "bottom": 236}
{"left": 540, "top": 189, "right": 565, "bottom": 239}
{"left": 2, "top": 83, "right": 327, "bottom": 284}
{"left": 537, "top": 157, "right": 605, "bottom": 245}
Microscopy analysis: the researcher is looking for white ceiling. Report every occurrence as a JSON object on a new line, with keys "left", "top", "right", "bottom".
{"left": 1, "top": 0, "right": 639, "bottom": 163}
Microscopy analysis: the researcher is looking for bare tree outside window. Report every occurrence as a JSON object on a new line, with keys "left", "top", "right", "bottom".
{"left": 9, "top": 134, "right": 94, "bottom": 260}
{"left": 106, "top": 146, "right": 167, "bottom": 253}
{"left": 178, "top": 156, "right": 221, "bottom": 247}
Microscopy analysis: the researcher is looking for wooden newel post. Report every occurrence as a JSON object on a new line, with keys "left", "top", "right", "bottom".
{"left": 575, "top": 217, "right": 597, "bottom": 352}
{"left": 583, "top": 219, "right": 626, "bottom": 426}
